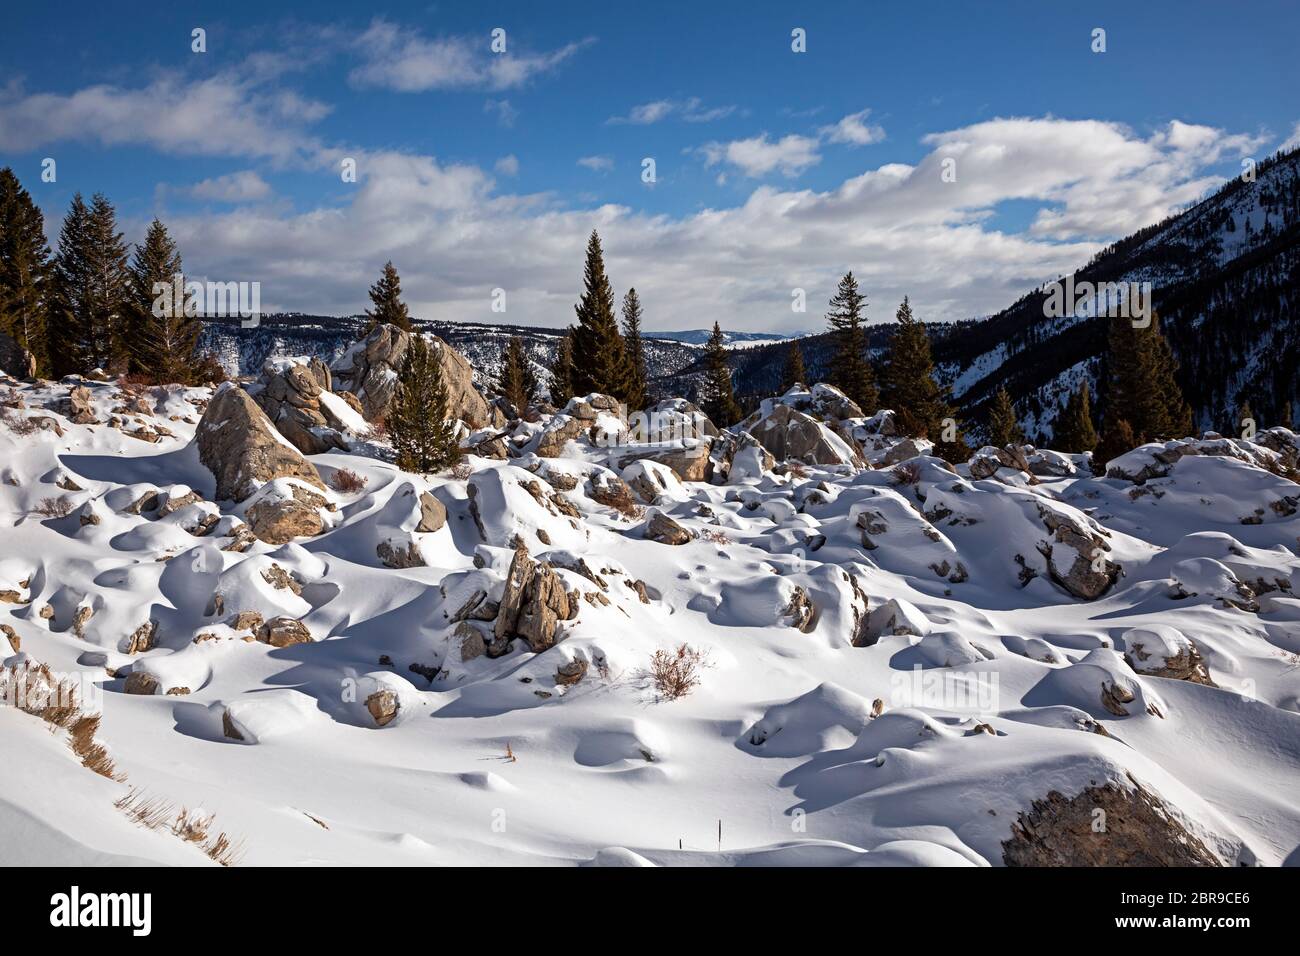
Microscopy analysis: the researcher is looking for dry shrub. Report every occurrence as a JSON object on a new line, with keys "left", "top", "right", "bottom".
{"left": 700, "top": 528, "right": 732, "bottom": 545}
{"left": 35, "top": 495, "right": 73, "bottom": 518}
{"left": 2, "top": 410, "right": 40, "bottom": 436}
{"left": 173, "top": 807, "right": 213, "bottom": 844}
{"left": 644, "top": 644, "right": 711, "bottom": 701}
{"left": 115, "top": 788, "right": 176, "bottom": 831}
{"left": 891, "top": 461, "right": 922, "bottom": 486}
{"left": 786, "top": 460, "right": 809, "bottom": 479}
{"left": 69, "top": 714, "right": 119, "bottom": 779}
{"left": 451, "top": 460, "right": 473, "bottom": 481}
{"left": 204, "top": 832, "right": 244, "bottom": 867}
{"left": 330, "top": 467, "right": 367, "bottom": 493}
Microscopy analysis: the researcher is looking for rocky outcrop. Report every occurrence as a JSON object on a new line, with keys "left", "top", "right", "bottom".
{"left": 331, "top": 325, "right": 492, "bottom": 427}
{"left": 365, "top": 690, "right": 400, "bottom": 727}
{"left": 416, "top": 492, "right": 447, "bottom": 532}
{"left": 62, "top": 385, "right": 98, "bottom": 425}
{"left": 252, "top": 358, "right": 350, "bottom": 455}
{"left": 0, "top": 332, "right": 35, "bottom": 379}
{"left": 256, "top": 616, "right": 313, "bottom": 647}
{"left": 197, "top": 384, "right": 326, "bottom": 502}
{"left": 245, "top": 485, "right": 328, "bottom": 544}
{"left": 1003, "top": 777, "right": 1224, "bottom": 866}
{"left": 643, "top": 511, "right": 694, "bottom": 545}
{"left": 494, "top": 545, "right": 574, "bottom": 653}
{"left": 743, "top": 404, "right": 857, "bottom": 466}
{"left": 1035, "top": 502, "right": 1120, "bottom": 600}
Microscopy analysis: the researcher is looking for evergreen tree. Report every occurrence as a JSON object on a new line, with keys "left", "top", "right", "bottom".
{"left": 1054, "top": 381, "right": 1099, "bottom": 453}
{"left": 1236, "top": 399, "right": 1254, "bottom": 437}
{"left": 1282, "top": 401, "right": 1293, "bottom": 431}
{"left": 825, "top": 271, "right": 878, "bottom": 412}
{"left": 549, "top": 328, "right": 577, "bottom": 408}
{"left": 0, "top": 168, "right": 51, "bottom": 371}
{"left": 779, "top": 339, "right": 806, "bottom": 394}
{"left": 86, "top": 194, "right": 130, "bottom": 372}
{"left": 701, "top": 321, "right": 741, "bottom": 427}
{"left": 987, "top": 385, "right": 1024, "bottom": 447}
{"left": 1100, "top": 309, "right": 1193, "bottom": 448}
{"left": 365, "top": 261, "right": 412, "bottom": 332}
{"left": 621, "top": 287, "right": 648, "bottom": 411}
{"left": 49, "top": 193, "right": 128, "bottom": 375}
{"left": 499, "top": 335, "right": 537, "bottom": 417}
{"left": 880, "top": 297, "right": 968, "bottom": 460}
{"left": 47, "top": 194, "right": 93, "bottom": 376}
{"left": 570, "top": 230, "right": 632, "bottom": 400}
{"left": 126, "top": 219, "right": 201, "bottom": 383}
{"left": 1096, "top": 416, "right": 1137, "bottom": 468}
{"left": 389, "top": 336, "right": 460, "bottom": 472}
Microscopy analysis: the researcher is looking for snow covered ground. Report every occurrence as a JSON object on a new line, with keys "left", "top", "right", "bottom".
{"left": 1, "top": 373, "right": 1298, "bottom": 867}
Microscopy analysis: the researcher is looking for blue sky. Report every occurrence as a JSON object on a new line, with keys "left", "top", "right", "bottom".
{"left": 1, "top": 0, "right": 1296, "bottom": 331}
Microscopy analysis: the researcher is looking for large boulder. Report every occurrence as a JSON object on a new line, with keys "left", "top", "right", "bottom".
{"left": 196, "top": 384, "right": 326, "bottom": 503}
{"left": 1035, "top": 501, "right": 1120, "bottom": 600}
{"left": 252, "top": 358, "right": 351, "bottom": 455}
{"left": 331, "top": 325, "right": 492, "bottom": 428}
{"left": 744, "top": 404, "right": 858, "bottom": 466}
{"left": 494, "top": 545, "right": 574, "bottom": 653}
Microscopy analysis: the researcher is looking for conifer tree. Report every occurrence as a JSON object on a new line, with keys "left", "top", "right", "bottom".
{"left": 499, "top": 335, "right": 537, "bottom": 417}
{"left": 825, "top": 271, "right": 878, "bottom": 412}
{"left": 779, "top": 339, "right": 806, "bottom": 394}
{"left": 1096, "top": 417, "right": 1136, "bottom": 468}
{"left": 621, "top": 288, "right": 648, "bottom": 411}
{"left": 570, "top": 230, "right": 632, "bottom": 400}
{"left": 881, "top": 297, "right": 968, "bottom": 460}
{"left": 1054, "top": 381, "right": 1098, "bottom": 453}
{"left": 987, "top": 385, "right": 1024, "bottom": 447}
{"left": 701, "top": 322, "right": 741, "bottom": 427}
{"left": 126, "top": 219, "right": 201, "bottom": 383}
{"left": 365, "top": 261, "right": 412, "bottom": 332}
{"left": 1282, "top": 401, "right": 1293, "bottom": 431}
{"left": 389, "top": 336, "right": 460, "bottom": 472}
{"left": 549, "top": 328, "right": 577, "bottom": 408}
{"left": 49, "top": 193, "right": 128, "bottom": 375}
{"left": 1100, "top": 309, "right": 1193, "bottom": 451}
{"left": 0, "top": 168, "right": 51, "bottom": 371}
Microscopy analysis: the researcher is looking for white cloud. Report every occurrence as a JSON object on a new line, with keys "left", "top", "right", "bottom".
{"left": 608, "top": 97, "right": 735, "bottom": 125}
{"left": 699, "top": 133, "right": 822, "bottom": 178}
{"left": 494, "top": 155, "right": 519, "bottom": 177}
{"left": 349, "top": 19, "right": 591, "bottom": 92}
{"left": 1280, "top": 121, "right": 1300, "bottom": 152}
{"left": 188, "top": 170, "right": 272, "bottom": 202}
{"left": 484, "top": 98, "right": 518, "bottom": 128}
{"left": 577, "top": 155, "right": 614, "bottom": 171}
{"left": 820, "top": 108, "right": 885, "bottom": 146}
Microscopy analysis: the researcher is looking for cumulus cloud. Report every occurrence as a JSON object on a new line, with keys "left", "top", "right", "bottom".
{"left": 820, "top": 108, "right": 885, "bottom": 146}
{"left": 483, "top": 98, "right": 518, "bottom": 128}
{"left": 577, "top": 155, "right": 614, "bottom": 172}
{"left": 188, "top": 170, "right": 272, "bottom": 202}
{"left": 699, "top": 133, "right": 822, "bottom": 178}
{"left": 349, "top": 19, "right": 592, "bottom": 92}
{"left": 494, "top": 155, "right": 519, "bottom": 177}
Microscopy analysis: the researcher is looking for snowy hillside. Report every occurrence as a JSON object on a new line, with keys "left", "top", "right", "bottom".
{"left": 2, "top": 354, "right": 1298, "bottom": 867}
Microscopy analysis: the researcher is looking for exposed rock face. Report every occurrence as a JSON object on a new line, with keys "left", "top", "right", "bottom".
{"left": 884, "top": 437, "right": 934, "bottom": 465}
{"left": 782, "top": 587, "right": 817, "bottom": 632}
{"left": 969, "top": 444, "right": 1034, "bottom": 479}
{"left": 245, "top": 486, "right": 327, "bottom": 544}
{"left": 644, "top": 511, "right": 693, "bottom": 545}
{"left": 494, "top": 546, "right": 573, "bottom": 653}
{"left": 197, "top": 384, "right": 326, "bottom": 503}
{"left": 376, "top": 537, "right": 425, "bottom": 569}
{"left": 331, "top": 325, "right": 491, "bottom": 427}
{"left": 124, "top": 671, "right": 160, "bottom": 695}
{"left": 588, "top": 473, "right": 638, "bottom": 516}
{"left": 256, "top": 616, "right": 313, "bottom": 647}
{"left": 1035, "top": 503, "right": 1120, "bottom": 600}
{"left": 555, "top": 658, "right": 589, "bottom": 686}
{"left": 1123, "top": 626, "right": 1215, "bottom": 686}
{"left": 745, "top": 404, "right": 856, "bottom": 466}
{"left": 63, "top": 385, "right": 97, "bottom": 424}
{"left": 252, "top": 358, "right": 350, "bottom": 455}
{"left": 0, "top": 332, "right": 36, "bottom": 379}
{"left": 1003, "top": 778, "right": 1224, "bottom": 866}
{"left": 125, "top": 620, "right": 159, "bottom": 655}
{"left": 416, "top": 492, "right": 447, "bottom": 532}
{"left": 365, "top": 690, "right": 400, "bottom": 727}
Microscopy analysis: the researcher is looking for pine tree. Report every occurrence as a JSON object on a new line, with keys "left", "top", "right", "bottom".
{"left": 1100, "top": 309, "right": 1193, "bottom": 448}
{"left": 779, "top": 339, "right": 806, "bottom": 394}
{"left": 388, "top": 336, "right": 460, "bottom": 472}
{"left": 701, "top": 322, "right": 741, "bottom": 427}
{"left": 499, "top": 335, "right": 537, "bottom": 417}
{"left": 987, "top": 385, "right": 1024, "bottom": 447}
{"left": 126, "top": 219, "right": 201, "bottom": 383}
{"left": 1054, "top": 381, "right": 1098, "bottom": 453}
{"left": 1282, "top": 401, "right": 1293, "bottom": 431}
{"left": 549, "top": 328, "right": 577, "bottom": 408}
{"left": 825, "top": 271, "right": 878, "bottom": 412}
{"left": 621, "top": 288, "right": 648, "bottom": 411}
{"left": 47, "top": 194, "right": 93, "bottom": 377}
{"left": 880, "top": 297, "right": 968, "bottom": 460}
{"left": 49, "top": 193, "right": 128, "bottom": 375}
{"left": 365, "top": 261, "right": 412, "bottom": 332}
{"left": 86, "top": 194, "right": 130, "bottom": 372}
{"left": 570, "top": 230, "right": 632, "bottom": 400}
{"left": 1096, "top": 417, "right": 1136, "bottom": 468}
{"left": 0, "top": 168, "right": 51, "bottom": 371}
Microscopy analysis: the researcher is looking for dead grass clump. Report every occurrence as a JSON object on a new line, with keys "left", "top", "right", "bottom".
{"left": 115, "top": 788, "right": 176, "bottom": 831}
{"left": 204, "top": 832, "right": 244, "bottom": 867}
{"left": 1, "top": 410, "right": 40, "bottom": 435}
{"left": 891, "top": 461, "right": 922, "bottom": 486}
{"left": 34, "top": 495, "right": 73, "bottom": 518}
{"left": 69, "top": 714, "right": 119, "bottom": 779}
{"left": 330, "top": 467, "right": 368, "bottom": 493}
{"left": 172, "top": 807, "right": 213, "bottom": 844}
{"left": 644, "top": 644, "right": 711, "bottom": 701}
{"left": 700, "top": 528, "right": 732, "bottom": 545}
{"left": 451, "top": 460, "right": 473, "bottom": 481}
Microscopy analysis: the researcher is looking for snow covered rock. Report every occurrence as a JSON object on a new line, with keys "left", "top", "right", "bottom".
{"left": 643, "top": 511, "right": 693, "bottom": 545}
{"left": 251, "top": 357, "right": 353, "bottom": 455}
{"left": 1035, "top": 501, "right": 1120, "bottom": 600}
{"left": 1122, "top": 625, "right": 1214, "bottom": 685}
{"left": 743, "top": 403, "right": 857, "bottom": 466}
{"left": 1168, "top": 558, "right": 1259, "bottom": 611}
{"left": 621, "top": 459, "right": 689, "bottom": 505}
{"left": 197, "top": 383, "right": 325, "bottom": 503}
{"left": 494, "top": 545, "right": 574, "bottom": 653}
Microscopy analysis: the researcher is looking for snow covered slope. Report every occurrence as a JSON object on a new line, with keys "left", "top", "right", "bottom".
{"left": 1, "top": 375, "right": 1298, "bottom": 867}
